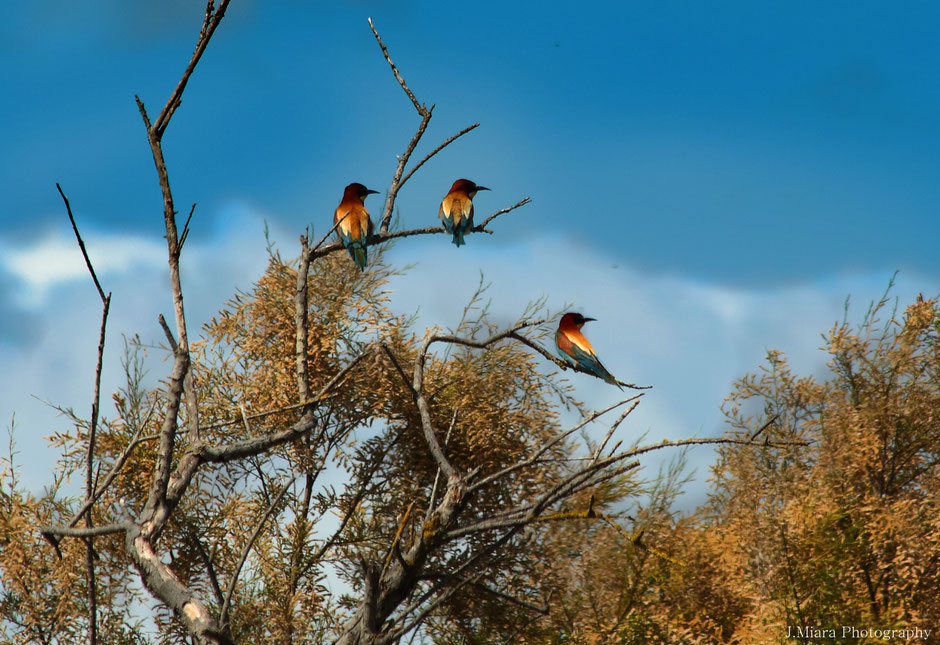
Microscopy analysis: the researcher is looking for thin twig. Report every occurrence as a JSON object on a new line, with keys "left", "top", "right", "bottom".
{"left": 58, "top": 184, "right": 107, "bottom": 304}
{"left": 591, "top": 400, "right": 641, "bottom": 466}
{"left": 425, "top": 408, "right": 458, "bottom": 523}
{"left": 178, "top": 203, "right": 196, "bottom": 251}
{"left": 200, "top": 395, "right": 339, "bottom": 432}
{"left": 152, "top": 0, "right": 232, "bottom": 136}
{"left": 57, "top": 183, "right": 109, "bottom": 645}
{"left": 749, "top": 413, "right": 780, "bottom": 441}
{"left": 470, "top": 396, "right": 641, "bottom": 494}
{"left": 306, "top": 213, "right": 525, "bottom": 263}
{"left": 368, "top": 17, "right": 427, "bottom": 116}
{"left": 399, "top": 123, "right": 480, "bottom": 189}
{"left": 381, "top": 111, "right": 433, "bottom": 233}
{"left": 368, "top": 17, "right": 442, "bottom": 235}
{"left": 307, "top": 434, "right": 395, "bottom": 564}
{"left": 157, "top": 313, "right": 177, "bottom": 352}
{"left": 192, "top": 531, "right": 225, "bottom": 607}
{"left": 311, "top": 211, "right": 351, "bottom": 254}
{"left": 202, "top": 350, "right": 371, "bottom": 462}
{"left": 475, "top": 197, "right": 532, "bottom": 231}
{"left": 381, "top": 501, "right": 416, "bottom": 576}
{"left": 376, "top": 572, "right": 485, "bottom": 645}
{"left": 220, "top": 476, "right": 295, "bottom": 629}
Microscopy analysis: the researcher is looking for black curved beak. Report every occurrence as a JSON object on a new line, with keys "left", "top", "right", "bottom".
{"left": 475, "top": 185, "right": 490, "bottom": 191}
{"left": 583, "top": 317, "right": 597, "bottom": 323}
{"left": 365, "top": 189, "right": 380, "bottom": 195}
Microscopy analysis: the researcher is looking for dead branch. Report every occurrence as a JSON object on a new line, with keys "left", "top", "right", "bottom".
{"left": 476, "top": 197, "right": 532, "bottom": 231}
{"left": 425, "top": 408, "right": 458, "bottom": 523}
{"left": 57, "top": 183, "right": 111, "bottom": 645}
{"left": 366, "top": 18, "right": 499, "bottom": 242}
{"left": 295, "top": 234, "right": 312, "bottom": 402}
{"left": 41, "top": 523, "right": 129, "bottom": 539}
{"left": 152, "top": 0, "right": 232, "bottom": 136}
{"left": 368, "top": 17, "right": 427, "bottom": 117}
{"left": 399, "top": 123, "right": 480, "bottom": 189}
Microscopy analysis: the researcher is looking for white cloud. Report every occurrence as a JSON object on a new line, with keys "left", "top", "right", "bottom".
{"left": 2, "top": 231, "right": 166, "bottom": 307}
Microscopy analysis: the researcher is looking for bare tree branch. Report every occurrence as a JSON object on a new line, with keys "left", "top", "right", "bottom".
{"left": 367, "top": 17, "right": 444, "bottom": 236}
{"left": 425, "top": 407, "right": 458, "bottom": 523}
{"left": 153, "top": 0, "right": 232, "bottom": 136}
{"left": 178, "top": 203, "right": 196, "bottom": 251}
{"left": 58, "top": 184, "right": 107, "bottom": 304}
{"left": 306, "top": 432, "right": 399, "bottom": 566}
{"left": 476, "top": 197, "right": 532, "bottom": 232}
{"left": 191, "top": 531, "right": 225, "bottom": 608}
{"left": 380, "top": 111, "right": 433, "bottom": 234}
{"left": 295, "top": 234, "right": 312, "bottom": 402}
{"left": 420, "top": 573, "right": 550, "bottom": 615}
{"left": 374, "top": 572, "right": 484, "bottom": 645}
{"left": 199, "top": 396, "right": 338, "bottom": 432}
{"left": 399, "top": 123, "right": 480, "bottom": 189}
{"left": 57, "top": 183, "right": 111, "bottom": 645}
{"left": 41, "top": 523, "right": 129, "bottom": 539}
{"left": 368, "top": 17, "right": 427, "bottom": 117}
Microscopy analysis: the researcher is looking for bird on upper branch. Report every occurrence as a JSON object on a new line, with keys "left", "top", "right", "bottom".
{"left": 554, "top": 312, "right": 622, "bottom": 388}
{"left": 334, "top": 182, "right": 379, "bottom": 270}
{"left": 438, "top": 179, "right": 489, "bottom": 247}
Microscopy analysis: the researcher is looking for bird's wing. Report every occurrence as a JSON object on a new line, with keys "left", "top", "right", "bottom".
{"left": 456, "top": 196, "right": 472, "bottom": 222}
{"left": 568, "top": 342, "right": 600, "bottom": 367}
{"left": 346, "top": 206, "right": 369, "bottom": 240}
{"left": 442, "top": 195, "right": 470, "bottom": 223}
{"left": 569, "top": 343, "right": 619, "bottom": 386}
{"left": 335, "top": 208, "right": 352, "bottom": 232}
{"left": 555, "top": 330, "right": 576, "bottom": 363}
{"left": 568, "top": 330, "right": 598, "bottom": 358}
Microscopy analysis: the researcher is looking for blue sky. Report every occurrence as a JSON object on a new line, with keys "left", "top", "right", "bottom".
{"left": 2, "top": 2, "right": 939, "bottom": 499}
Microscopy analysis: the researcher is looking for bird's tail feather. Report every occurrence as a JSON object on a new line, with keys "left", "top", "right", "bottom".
{"left": 351, "top": 244, "right": 368, "bottom": 270}
{"left": 340, "top": 233, "right": 368, "bottom": 271}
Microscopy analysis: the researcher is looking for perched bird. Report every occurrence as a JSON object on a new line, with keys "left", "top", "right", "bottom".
{"left": 438, "top": 179, "right": 489, "bottom": 247}
{"left": 554, "top": 312, "right": 621, "bottom": 388}
{"left": 334, "top": 182, "right": 379, "bottom": 270}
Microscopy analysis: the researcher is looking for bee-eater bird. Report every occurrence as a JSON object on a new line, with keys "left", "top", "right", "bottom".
{"left": 439, "top": 179, "right": 489, "bottom": 247}
{"left": 555, "top": 312, "right": 622, "bottom": 388}
{"left": 334, "top": 182, "right": 379, "bottom": 270}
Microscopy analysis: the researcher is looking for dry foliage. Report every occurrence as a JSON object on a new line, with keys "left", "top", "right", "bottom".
{"left": 647, "top": 289, "right": 940, "bottom": 644}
